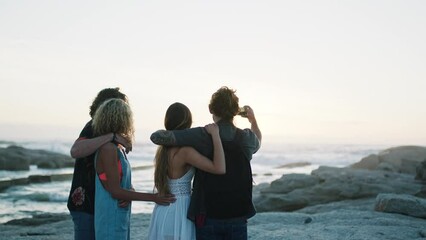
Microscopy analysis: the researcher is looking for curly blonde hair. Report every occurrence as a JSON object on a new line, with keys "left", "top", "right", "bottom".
{"left": 92, "top": 98, "right": 135, "bottom": 145}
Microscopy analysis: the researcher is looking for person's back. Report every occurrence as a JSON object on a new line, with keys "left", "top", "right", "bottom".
{"left": 148, "top": 152, "right": 196, "bottom": 240}
{"left": 203, "top": 128, "right": 254, "bottom": 219}
{"left": 148, "top": 102, "right": 226, "bottom": 240}
{"left": 151, "top": 87, "right": 262, "bottom": 240}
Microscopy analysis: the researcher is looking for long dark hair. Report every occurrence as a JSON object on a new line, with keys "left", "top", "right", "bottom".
{"left": 154, "top": 103, "right": 192, "bottom": 195}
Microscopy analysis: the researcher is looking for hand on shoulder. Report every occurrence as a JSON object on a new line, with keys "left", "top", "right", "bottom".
{"left": 204, "top": 123, "right": 219, "bottom": 136}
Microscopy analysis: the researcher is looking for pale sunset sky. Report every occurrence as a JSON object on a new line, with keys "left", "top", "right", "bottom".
{"left": 0, "top": 1, "right": 425, "bottom": 145}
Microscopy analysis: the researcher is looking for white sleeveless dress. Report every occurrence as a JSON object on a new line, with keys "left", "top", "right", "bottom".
{"left": 148, "top": 167, "right": 196, "bottom": 240}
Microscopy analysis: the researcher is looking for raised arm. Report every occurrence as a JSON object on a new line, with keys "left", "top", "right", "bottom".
{"left": 244, "top": 106, "right": 262, "bottom": 143}
{"left": 181, "top": 123, "right": 225, "bottom": 174}
{"left": 96, "top": 143, "right": 175, "bottom": 205}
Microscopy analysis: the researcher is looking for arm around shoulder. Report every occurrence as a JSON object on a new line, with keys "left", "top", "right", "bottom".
{"left": 150, "top": 130, "right": 177, "bottom": 146}
{"left": 181, "top": 123, "right": 226, "bottom": 174}
{"left": 70, "top": 133, "right": 114, "bottom": 158}
{"left": 97, "top": 143, "right": 175, "bottom": 204}
{"left": 151, "top": 127, "right": 207, "bottom": 149}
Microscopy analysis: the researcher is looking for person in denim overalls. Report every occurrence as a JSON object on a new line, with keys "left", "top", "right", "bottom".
{"left": 91, "top": 98, "right": 176, "bottom": 240}
{"left": 68, "top": 87, "right": 132, "bottom": 240}
{"left": 95, "top": 147, "right": 132, "bottom": 239}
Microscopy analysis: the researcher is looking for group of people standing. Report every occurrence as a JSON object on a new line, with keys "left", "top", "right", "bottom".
{"left": 67, "top": 86, "right": 262, "bottom": 240}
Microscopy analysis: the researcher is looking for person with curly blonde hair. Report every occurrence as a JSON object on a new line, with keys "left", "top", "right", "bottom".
{"left": 93, "top": 98, "right": 175, "bottom": 240}
{"left": 68, "top": 87, "right": 133, "bottom": 240}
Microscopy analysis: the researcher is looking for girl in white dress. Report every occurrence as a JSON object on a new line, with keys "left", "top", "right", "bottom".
{"left": 148, "top": 102, "right": 226, "bottom": 240}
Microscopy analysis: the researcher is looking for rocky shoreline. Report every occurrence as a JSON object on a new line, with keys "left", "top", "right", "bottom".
{"left": 1, "top": 206, "right": 425, "bottom": 240}
{"left": 1, "top": 145, "right": 425, "bottom": 239}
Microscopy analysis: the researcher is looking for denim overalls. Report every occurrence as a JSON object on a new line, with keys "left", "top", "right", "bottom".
{"left": 94, "top": 147, "right": 132, "bottom": 240}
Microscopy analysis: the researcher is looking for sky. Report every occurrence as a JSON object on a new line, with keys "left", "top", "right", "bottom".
{"left": 0, "top": 1, "right": 425, "bottom": 145}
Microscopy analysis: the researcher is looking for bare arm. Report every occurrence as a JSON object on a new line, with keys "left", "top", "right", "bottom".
{"left": 244, "top": 106, "right": 262, "bottom": 143}
{"left": 96, "top": 143, "right": 175, "bottom": 205}
{"left": 70, "top": 133, "right": 114, "bottom": 158}
{"left": 182, "top": 123, "right": 226, "bottom": 174}
{"left": 70, "top": 133, "right": 133, "bottom": 158}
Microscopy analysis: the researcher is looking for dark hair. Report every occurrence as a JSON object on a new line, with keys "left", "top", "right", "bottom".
{"left": 154, "top": 102, "right": 192, "bottom": 196}
{"left": 209, "top": 86, "right": 239, "bottom": 121}
{"left": 164, "top": 102, "right": 192, "bottom": 130}
{"left": 89, "top": 87, "right": 128, "bottom": 118}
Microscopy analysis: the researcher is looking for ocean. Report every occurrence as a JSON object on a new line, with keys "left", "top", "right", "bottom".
{"left": 0, "top": 140, "right": 391, "bottom": 224}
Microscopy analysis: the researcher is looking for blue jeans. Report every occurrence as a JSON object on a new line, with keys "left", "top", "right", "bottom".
{"left": 70, "top": 211, "right": 95, "bottom": 240}
{"left": 196, "top": 218, "right": 247, "bottom": 240}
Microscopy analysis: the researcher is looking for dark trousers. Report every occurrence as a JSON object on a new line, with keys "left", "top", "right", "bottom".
{"left": 196, "top": 217, "right": 247, "bottom": 240}
{"left": 70, "top": 211, "right": 95, "bottom": 240}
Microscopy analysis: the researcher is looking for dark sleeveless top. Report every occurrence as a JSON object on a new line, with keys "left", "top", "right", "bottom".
{"left": 189, "top": 128, "right": 256, "bottom": 221}
{"left": 67, "top": 121, "right": 96, "bottom": 214}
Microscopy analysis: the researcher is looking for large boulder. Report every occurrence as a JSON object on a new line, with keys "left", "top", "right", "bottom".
{"left": 254, "top": 166, "right": 422, "bottom": 212}
{"left": 261, "top": 174, "right": 320, "bottom": 194}
{"left": 375, "top": 193, "right": 426, "bottom": 219}
{"left": 0, "top": 147, "right": 30, "bottom": 170}
{"left": 351, "top": 146, "right": 426, "bottom": 175}
{"left": 0, "top": 145, "right": 74, "bottom": 171}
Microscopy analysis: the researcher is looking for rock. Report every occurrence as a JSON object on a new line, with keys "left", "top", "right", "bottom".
{"left": 254, "top": 193, "right": 309, "bottom": 211}
{"left": 276, "top": 161, "right": 311, "bottom": 169}
{"left": 376, "top": 161, "right": 397, "bottom": 172}
{"left": 1, "top": 203, "right": 426, "bottom": 239}
{"left": 351, "top": 154, "right": 380, "bottom": 170}
{"left": 297, "top": 198, "right": 376, "bottom": 214}
{"left": 247, "top": 210, "right": 425, "bottom": 240}
{"left": 414, "top": 186, "right": 426, "bottom": 199}
{"left": 375, "top": 193, "right": 426, "bottom": 219}
{"left": 0, "top": 148, "right": 30, "bottom": 170}
{"left": 304, "top": 217, "right": 312, "bottom": 224}
{"left": 0, "top": 178, "right": 29, "bottom": 190}
{"left": 254, "top": 166, "right": 422, "bottom": 212}
{"left": 28, "top": 175, "right": 51, "bottom": 183}
{"left": 378, "top": 146, "right": 426, "bottom": 174}
{"left": 5, "top": 213, "right": 70, "bottom": 226}
{"left": 261, "top": 174, "right": 319, "bottom": 194}
{"left": 0, "top": 145, "right": 74, "bottom": 171}
{"left": 0, "top": 211, "right": 423, "bottom": 240}
{"left": 350, "top": 145, "right": 426, "bottom": 175}
{"left": 415, "top": 160, "right": 426, "bottom": 181}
